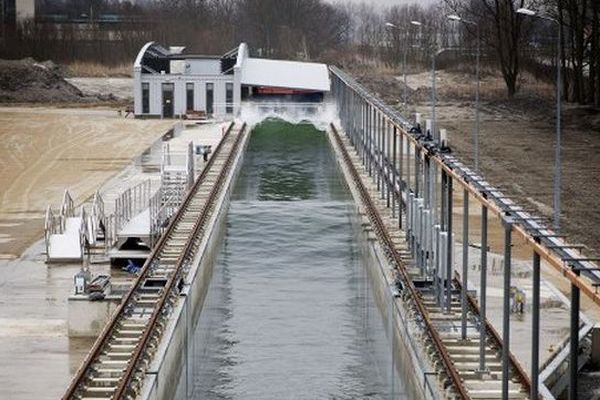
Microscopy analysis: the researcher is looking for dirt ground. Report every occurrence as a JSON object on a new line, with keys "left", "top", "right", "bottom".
{"left": 351, "top": 65, "right": 600, "bottom": 256}
{"left": 0, "top": 107, "right": 173, "bottom": 257}
{"left": 66, "top": 77, "right": 133, "bottom": 101}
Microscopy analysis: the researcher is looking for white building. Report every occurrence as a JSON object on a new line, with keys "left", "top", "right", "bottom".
{"left": 133, "top": 42, "right": 330, "bottom": 118}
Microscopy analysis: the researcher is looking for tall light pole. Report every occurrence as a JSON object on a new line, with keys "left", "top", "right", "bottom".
{"left": 517, "top": 7, "right": 561, "bottom": 232}
{"left": 385, "top": 22, "right": 409, "bottom": 107}
{"left": 411, "top": 20, "right": 438, "bottom": 141}
{"left": 448, "top": 14, "right": 481, "bottom": 172}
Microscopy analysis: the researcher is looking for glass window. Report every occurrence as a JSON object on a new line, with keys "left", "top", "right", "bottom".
{"left": 226, "top": 82, "right": 233, "bottom": 114}
{"left": 142, "top": 82, "right": 149, "bottom": 114}
{"left": 206, "top": 83, "right": 214, "bottom": 115}
{"left": 186, "top": 83, "right": 194, "bottom": 111}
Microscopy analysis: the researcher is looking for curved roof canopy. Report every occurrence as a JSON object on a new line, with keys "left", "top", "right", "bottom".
{"left": 240, "top": 58, "right": 330, "bottom": 92}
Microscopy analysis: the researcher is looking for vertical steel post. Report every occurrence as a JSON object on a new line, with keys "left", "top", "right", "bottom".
{"left": 502, "top": 220, "right": 512, "bottom": 400}
{"left": 408, "top": 193, "right": 415, "bottom": 254}
{"left": 432, "top": 45, "right": 437, "bottom": 143}
{"left": 440, "top": 171, "right": 447, "bottom": 231}
{"left": 386, "top": 122, "right": 391, "bottom": 207}
{"left": 479, "top": 205, "right": 488, "bottom": 372}
{"left": 531, "top": 239, "right": 540, "bottom": 400}
{"left": 381, "top": 117, "right": 386, "bottom": 200}
{"left": 555, "top": 21, "right": 562, "bottom": 232}
{"left": 364, "top": 100, "right": 368, "bottom": 164}
{"left": 398, "top": 130, "right": 404, "bottom": 229}
{"left": 440, "top": 231, "right": 448, "bottom": 307}
{"left": 377, "top": 112, "right": 381, "bottom": 190}
{"left": 430, "top": 161, "right": 436, "bottom": 226}
{"left": 461, "top": 189, "right": 469, "bottom": 340}
{"left": 446, "top": 176, "right": 453, "bottom": 313}
{"left": 424, "top": 156, "right": 430, "bottom": 209}
{"left": 392, "top": 125, "right": 397, "bottom": 218}
{"left": 367, "top": 104, "right": 373, "bottom": 176}
{"left": 434, "top": 225, "right": 441, "bottom": 302}
{"left": 417, "top": 201, "right": 424, "bottom": 270}
{"left": 474, "top": 24, "right": 480, "bottom": 172}
{"left": 407, "top": 141, "right": 411, "bottom": 202}
{"left": 569, "top": 267, "right": 580, "bottom": 400}
{"left": 415, "top": 148, "right": 420, "bottom": 197}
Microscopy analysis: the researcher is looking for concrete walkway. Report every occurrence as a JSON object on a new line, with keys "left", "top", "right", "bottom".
{"left": 0, "top": 119, "right": 230, "bottom": 399}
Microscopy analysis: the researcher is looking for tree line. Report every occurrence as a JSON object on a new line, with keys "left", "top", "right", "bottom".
{"left": 1, "top": 0, "right": 599, "bottom": 106}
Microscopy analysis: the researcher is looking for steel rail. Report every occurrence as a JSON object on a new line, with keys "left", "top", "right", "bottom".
{"left": 114, "top": 122, "right": 247, "bottom": 398}
{"left": 453, "top": 275, "right": 532, "bottom": 393}
{"left": 63, "top": 121, "right": 238, "bottom": 400}
{"left": 329, "top": 66, "right": 600, "bottom": 311}
{"left": 330, "top": 123, "right": 470, "bottom": 400}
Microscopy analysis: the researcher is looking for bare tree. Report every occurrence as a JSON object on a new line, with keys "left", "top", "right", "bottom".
{"left": 445, "top": 0, "right": 542, "bottom": 97}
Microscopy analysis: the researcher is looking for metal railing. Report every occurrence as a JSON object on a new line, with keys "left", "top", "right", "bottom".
{"left": 331, "top": 64, "right": 600, "bottom": 399}
{"left": 330, "top": 123, "right": 469, "bottom": 399}
{"left": 62, "top": 121, "right": 243, "bottom": 399}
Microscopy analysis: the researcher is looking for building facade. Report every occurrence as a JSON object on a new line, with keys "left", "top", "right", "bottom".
{"left": 133, "top": 42, "right": 245, "bottom": 118}
{"left": 133, "top": 41, "right": 331, "bottom": 118}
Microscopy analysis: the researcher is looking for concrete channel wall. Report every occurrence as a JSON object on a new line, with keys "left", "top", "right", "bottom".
{"left": 327, "top": 127, "right": 443, "bottom": 400}
{"left": 138, "top": 125, "right": 251, "bottom": 400}
{"left": 136, "top": 121, "right": 437, "bottom": 400}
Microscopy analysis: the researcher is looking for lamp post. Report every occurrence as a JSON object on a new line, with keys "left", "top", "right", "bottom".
{"left": 411, "top": 20, "right": 439, "bottom": 142}
{"left": 385, "top": 22, "right": 409, "bottom": 107}
{"left": 517, "top": 7, "right": 561, "bottom": 232}
{"left": 448, "top": 14, "right": 481, "bottom": 172}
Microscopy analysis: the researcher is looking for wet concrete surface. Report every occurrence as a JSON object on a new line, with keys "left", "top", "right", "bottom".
{"left": 0, "top": 116, "right": 231, "bottom": 399}
{"left": 0, "top": 244, "right": 101, "bottom": 399}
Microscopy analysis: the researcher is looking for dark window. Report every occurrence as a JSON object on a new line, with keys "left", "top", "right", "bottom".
{"left": 142, "top": 82, "right": 150, "bottom": 114}
{"left": 162, "top": 83, "right": 174, "bottom": 118}
{"left": 186, "top": 83, "right": 194, "bottom": 111}
{"left": 206, "top": 83, "right": 214, "bottom": 114}
{"left": 226, "top": 82, "right": 233, "bottom": 114}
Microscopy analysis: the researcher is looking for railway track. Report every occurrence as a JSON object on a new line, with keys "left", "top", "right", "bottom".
{"left": 330, "top": 124, "right": 531, "bottom": 399}
{"left": 63, "top": 122, "right": 247, "bottom": 400}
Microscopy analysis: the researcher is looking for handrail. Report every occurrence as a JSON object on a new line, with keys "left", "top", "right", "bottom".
{"left": 329, "top": 65, "right": 600, "bottom": 311}
{"left": 330, "top": 123, "right": 470, "bottom": 399}
{"left": 62, "top": 121, "right": 237, "bottom": 400}
{"left": 44, "top": 205, "right": 55, "bottom": 260}
{"left": 60, "top": 189, "right": 74, "bottom": 220}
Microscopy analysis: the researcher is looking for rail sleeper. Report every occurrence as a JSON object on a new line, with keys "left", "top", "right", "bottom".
{"left": 64, "top": 123, "right": 246, "bottom": 400}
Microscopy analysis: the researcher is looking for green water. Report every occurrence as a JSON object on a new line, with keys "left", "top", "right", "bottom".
{"left": 181, "top": 119, "right": 406, "bottom": 399}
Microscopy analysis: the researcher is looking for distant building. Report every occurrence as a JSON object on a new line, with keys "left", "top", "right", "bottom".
{"left": 133, "top": 42, "right": 330, "bottom": 118}
{"left": 1, "top": 0, "right": 34, "bottom": 29}
{"left": 16, "top": 0, "right": 33, "bottom": 20}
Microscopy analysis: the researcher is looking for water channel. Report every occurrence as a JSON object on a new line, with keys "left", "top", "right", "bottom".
{"left": 177, "top": 119, "right": 407, "bottom": 399}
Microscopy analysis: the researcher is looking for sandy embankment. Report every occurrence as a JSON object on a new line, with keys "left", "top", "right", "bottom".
{"left": 0, "top": 107, "right": 173, "bottom": 257}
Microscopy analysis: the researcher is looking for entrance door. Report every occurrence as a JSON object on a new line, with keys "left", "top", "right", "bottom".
{"left": 206, "top": 82, "right": 214, "bottom": 115}
{"left": 162, "top": 83, "right": 174, "bottom": 118}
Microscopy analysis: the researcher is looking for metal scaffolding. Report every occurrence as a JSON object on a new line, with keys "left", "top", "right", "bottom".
{"left": 331, "top": 65, "right": 600, "bottom": 399}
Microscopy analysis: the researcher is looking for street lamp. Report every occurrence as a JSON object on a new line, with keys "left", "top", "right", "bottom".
{"left": 517, "top": 7, "right": 562, "bottom": 232}
{"left": 411, "top": 19, "right": 440, "bottom": 142}
{"left": 447, "top": 14, "right": 481, "bottom": 172}
{"left": 385, "top": 22, "right": 409, "bottom": 107}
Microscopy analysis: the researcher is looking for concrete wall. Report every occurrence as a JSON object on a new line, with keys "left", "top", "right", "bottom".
{"left": 68, "top": 295, "right": 120, "bottom": 337}
{"left": 139, "top": 125, "right": 250, "bottom": 400}
{"left": 138, "top": 122, "right": 439, "bottom": 400}
{"left": 186, "top": 59, "right": 221, "bottom": 75}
